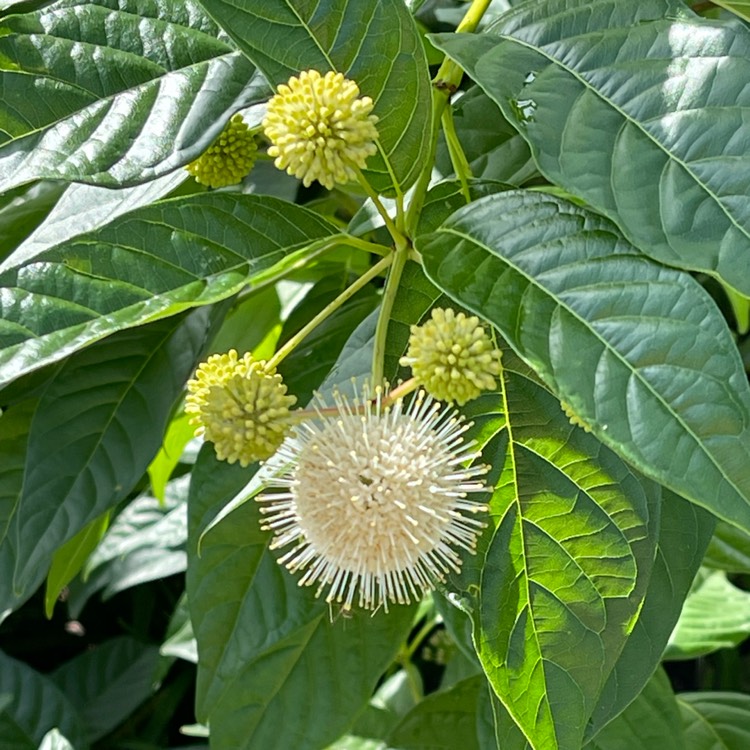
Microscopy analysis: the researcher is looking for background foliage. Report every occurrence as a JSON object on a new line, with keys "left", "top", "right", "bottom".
{"left": 1, "top": 0, "right": 750, "bottom": 748}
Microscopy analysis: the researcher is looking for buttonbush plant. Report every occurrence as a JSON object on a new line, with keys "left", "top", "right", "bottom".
{"left": 1, "top": 0, "right": 750, "bottom": 748}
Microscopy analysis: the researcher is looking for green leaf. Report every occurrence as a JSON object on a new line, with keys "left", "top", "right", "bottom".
{"left": 679, "top": 693, "right": 750, "bottom": 749}
{"left": 187, "top": 446, "right": 416, "bottom": 750}
{"left": 585, "top": 669, "right": 684, "bottom": 750}
{"left": 0, "top": 182, "right": 66, "bottom": 262}
{"left": 277, "top": 276, "right": 379, "bottom": 404}
{"left": 86, "top": 478, "right": 188, "bottom": 577}
{"left": 384, "top": 676, "right": 484, "bottom": 750}
{"left": 474, "top": 348, "right": 659, "bottom": 750}
{"left": 0, "top": 399, "right": 35, "bottom": 622}
{"left": 587, "top": 491, "right": 715, "bottom": 739}
{"left": 51, "top": 636, "right": 160, "bottom": 743}
{"left": 666, "top": 569, "right": 750, "bottom": 660}
{"left": 0, "top": 193, "right": 337, "bottom": 388}
{"left": 7, "top": 308, "right": 215, "bottom": 607}
{"left": 418, "top": 190, "right": 750, "bottom": 534}
{"left": 1, "top": 170, "right": 186, "bottom": 275}
{"left": 0, "top": 650, "right": 87, "bottom": 750}
{"left": 147, "top": 411, "right": 194, "bottom": 504}
{"left": 44, "top": 510, "right": 110, "bottom": 619}
{"left": 161, "top": 594, "right": 197, "bottom": 665}
{"left": 711, "top": 0, "right": 750, "bottom": 22}
{"left": 196, "top": 0, "right": 432, "bottom": 194}
{"left": 703, "top": 520, "right": 750, "bottom": 574}
{"left": 0, "top": 0, "right": 269, "bottom": 192}
{"left": 431, "top": 0, "right": 750, "bottom": 295}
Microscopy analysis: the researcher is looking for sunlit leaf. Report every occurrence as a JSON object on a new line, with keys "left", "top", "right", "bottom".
{"left": 418, "top": 190, "right": 750, "bottom": 534}
{"left": 0, "top": 193, "right": 337, "bottom": 388}
{"left": 432, "top": 0, "right": 750, "bottom": 295}
{"left": 0, "top": 0, "right": 268, "bottom": 192}
{"left": 666, "top": 569, "right": 750, "bottom": 660}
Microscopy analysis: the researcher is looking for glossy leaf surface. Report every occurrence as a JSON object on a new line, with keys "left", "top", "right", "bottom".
{"left": 0, "top": 193, "right": 337, "bottom": 388}
{"left": 418, "top": 190, "right": 750, "bottom": 534}
{"left": 679, "top": 693, "right": 750, "bottom": 749}
{"left": 475, "top": 350, "right": 659, "bottom": 750}
{"left": 5, "top": 309, "right": 214, "bottom": 611}
{"left": 0, "top": 0, "right": 268, "bottom": 192}
{"left": 432, "top": 0, "right": 750, "bottom": 294}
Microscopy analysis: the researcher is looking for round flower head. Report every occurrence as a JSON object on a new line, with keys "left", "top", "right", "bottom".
{"left": 186, "top": 114, "right": 258, "bottom": 188}
{"left": 185, "top": 350, "right": 296, "bottom": 466}
{"left": 400, "top": 308, "right": 503, "bottom": 406}
{"left": 263, "top": 69, "right": 379, "bottom": 190}
{"left": 258, "top": 384, "right": 489, "bottom": 612}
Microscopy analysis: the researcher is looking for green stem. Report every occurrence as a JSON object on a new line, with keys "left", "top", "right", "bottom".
{"left": 342, "top": 235, "right": 392, "bottom": 257}
{"left": 355, "top": 168, "right": 403, "bottom": 244}
{"left": 405, "top": 615, "right": 440, "bottom": 660}
{"left": 441, "top": 107, "right": 473, "bottom": 203}
{"left": 371, "top": 242, "right": 409, "bottom": 385}
{"left": 405, "top": 0, "right": 492, "bottom": 234}
{"left": 267, "top": 252, "right": 394, "bottom": 369}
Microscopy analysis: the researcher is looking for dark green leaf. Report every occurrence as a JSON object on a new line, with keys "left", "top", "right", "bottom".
{"left": 51, "top": 636, "right": 160, "bottom": 743}
{"left": 278, "top": 277, "right": 379, "bottom": 404}
{"left": 435, "top": 87, "right": 536, "bottom": 186}
{"left": 196, "top": 0, "right": 433, "bottom": 194}
{"left": 0, "top": 0, "right": 268, "bottom": 192}
{"left": 0, "top": 182, "right": 66, "bottom": 262}
{"left": 587, "top": 491, "right": 714, "bottom": 738}
{"left": 0, "top": 650, "right": 87, "bottom": 750}
{"left": 431, "top": 0, "right": 750, "bottom": 294}
{"left": 1, "top": 171, "right": 186, "bottom": 274}
{"left": 585, "top": 669, "right": 684, "bottom": 750}
{"left": 7, "top": 309, "right": 215, "bottom": 606}
{"left": 0, "top": 193, "right": 337, "bottom": 388}
{"left": 679, "top": 693, "right": 750, "bottom": 749}
{"left": 418, "top": 190, "right": 750, "bottom": 534}
{"left": 0, "top": 399, "right": 35, "bottom": 622}
{"left": 187, "top": 446, "right": 415, "bottom": 750}
{"left": 384, "top": 676, "right": 484, "bottom": 750}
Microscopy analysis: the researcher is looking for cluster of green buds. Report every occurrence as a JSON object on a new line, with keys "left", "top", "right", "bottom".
{"left": 185, "top": 350, "right": 296, "bottom": 467}
{"left": 401, "top": 307, "right": 503, "bottom": 405}
{"left": 186, "top": 114, "right": 258, "bottom": 188}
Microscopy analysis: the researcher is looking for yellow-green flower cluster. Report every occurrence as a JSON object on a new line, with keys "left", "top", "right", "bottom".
{"left": 185, "top": 350, "right": 296, "bottom": 466}
{"left": 263, "top": 69, "right": 379, "bottom": 190}
{"left": 186, "top": 114, "right": 258, "bottom": 188}
{"left": 401, "top": 308, "right": 503, "bottom": 406}
{"left": 561, "top": 401, "right": 592, "bottom": 433}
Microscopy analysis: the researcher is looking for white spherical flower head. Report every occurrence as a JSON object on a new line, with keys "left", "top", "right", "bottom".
{"left": 263, "top": 69, "right": 379, "bottom": 190}
{"left": 258, "top": 385, "right": 489, "bottom": 612}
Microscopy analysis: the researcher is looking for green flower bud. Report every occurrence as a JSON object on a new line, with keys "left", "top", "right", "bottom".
{"left": 400, "top": 308, "right": 503, "bottom": 405}
{"left": 185, "top": 350, "right": 296, "bottom": 466}
{"left": 186, "top": 114, "right": 258, "bottom": 188}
